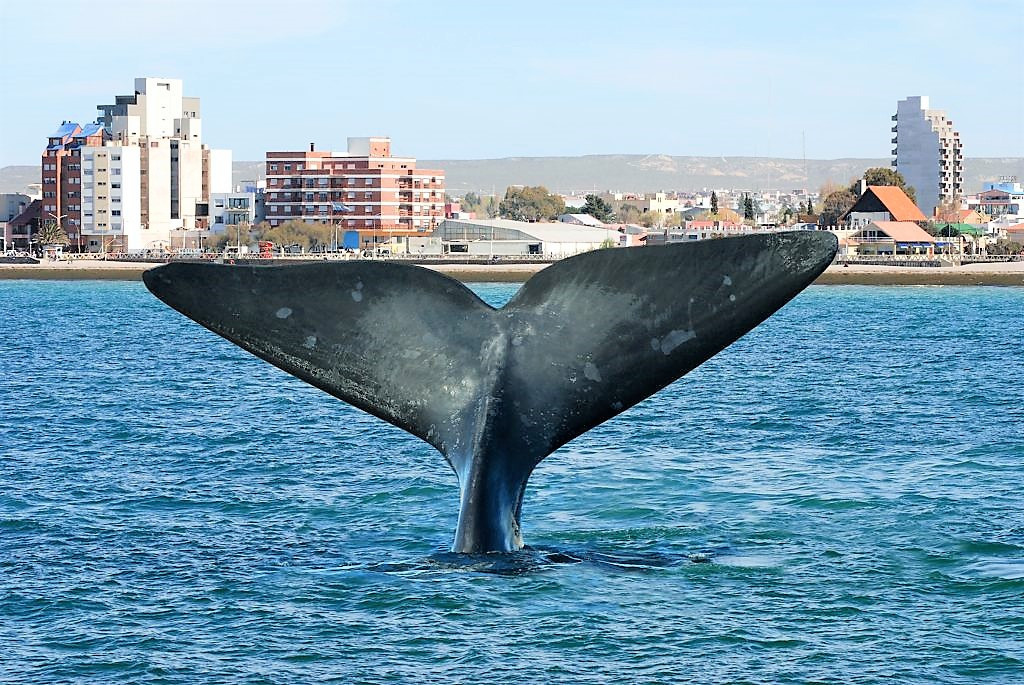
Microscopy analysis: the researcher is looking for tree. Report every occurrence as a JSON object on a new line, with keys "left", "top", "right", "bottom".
{"left": 498, "top": 186, "right": 565, "bottom": 221}
{"left": 850, "top": 167, "right": 916, "bottom": 204}
{"left": 710, "top": 191, "right": 719, "bottom": 215}
{"left": 696, "top": 208, "right": 742, "bottom": 223}
{"left": 819, "top": 189, "right": 857, "bottom": 227}
{"left": 253, "top": 220, "right": 333, "bottom": 252}
{"left": 806, "top": 198, "right": 814, "bottom": 215}
{"left": 638, "top": 210, "right": 660, "bottom": 228}
{"left": 461, "top": 191, "right": 482, "bottom": 214}
{"left": 482, "top": 196, "right": 499, "bottom": 218}
{"left": 580, "top": 194, "right": 614, "bottom": 222}
{"left": 618, "top": 204, "right": 642, "bottom": 224}
{"left": 743, "top": 195, "right": 755, "bottom": 220}
{"left": 208, "top": 222, "right": 253, "bottom": 251}
{"left": 37, "top": 221, "right": 69, "bottom": 246}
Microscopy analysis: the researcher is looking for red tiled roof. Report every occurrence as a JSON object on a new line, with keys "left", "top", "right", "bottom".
{"left": 866, "top": 186, "right": 927, "bottom": 221}
{"left": 869, "top": 221, "right": 935, "bottom": 242}
{"left": 1005, "top": 223, "right": 1024, "bottom": 233}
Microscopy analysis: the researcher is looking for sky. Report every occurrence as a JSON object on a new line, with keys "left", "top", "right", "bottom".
{"left": 1, "top": 0, "right": 1022, "bottom": 166}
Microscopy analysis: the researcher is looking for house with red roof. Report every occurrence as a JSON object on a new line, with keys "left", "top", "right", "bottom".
{"left": 841, "top": 185, "right": 927, "bottom": 228}
{"left": 846, "top": 220, "right": 935, "bottom": 256}
{"left": 1005, "top": 223, "right": 1024, "bottom": 245}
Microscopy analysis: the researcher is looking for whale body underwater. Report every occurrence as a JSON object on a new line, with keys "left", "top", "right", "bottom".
{"left": 143, "top": 231, "right": 838, "bottom": 553}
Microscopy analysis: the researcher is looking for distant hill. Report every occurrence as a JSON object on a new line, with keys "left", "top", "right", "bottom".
{"left": 420, "top": 155, "right": 1024, "bottom": 197}
{"left": 2, "top": 156, "right": 1020, "bottom": 197}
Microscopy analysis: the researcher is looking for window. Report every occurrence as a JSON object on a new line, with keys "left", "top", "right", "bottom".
{"left": 364, "top": 192, "right": 371, "bottom": 199}
{"left": 269, "top": 178, "right": 277, "bottom": 186}
{"left": 364, "top": 179, "right": 372, "bottom": 186}
{"left": 284, "top": 164, "right": 291, "bottom": 171}
{"left": 111, "top": 169, "right": 121, "bottom": 176}
{"left": 111, "top": 155, "right": 120, "bottom": 161}
{"left": 270, "top": 164, "right": 278, "bottom": 171}
{"left": 297, "top": 163, "right": 304, "bottom": 171}
{"left": 347, "top": 220, "right": 355, "bottom": 226}
{"left": 111, "top": 210, "right": 121, "bottom": 216}
{"left": 112, "top": 183, "right": 120, "bottom": 189}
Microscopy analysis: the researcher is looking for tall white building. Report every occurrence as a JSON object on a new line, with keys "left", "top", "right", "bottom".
{"left": 892, "top": 96, "right": 963, "bottom": 218}
{"left": 84, "top": 77, "right": 232, "bottom": 250}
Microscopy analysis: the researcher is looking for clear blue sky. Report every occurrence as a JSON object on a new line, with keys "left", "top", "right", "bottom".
{"left": 1, "top": 0, "right": 1021, "bottom": 165}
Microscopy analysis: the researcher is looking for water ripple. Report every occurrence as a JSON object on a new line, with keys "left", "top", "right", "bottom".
{"left": 1, "top": 282, "right": 1023, "bottom": 683}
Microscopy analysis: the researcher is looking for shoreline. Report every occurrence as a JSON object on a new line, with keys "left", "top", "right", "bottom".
{"left": 2, "top": 260, "right": 1023, "bottom": 286}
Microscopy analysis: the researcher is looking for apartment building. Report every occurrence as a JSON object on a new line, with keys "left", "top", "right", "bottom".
{"left": 95, "top": 77, "right": 232, "bottom": 249}
{"left": 41, "top": 122, "right": 106, "bottom": 251}
{"left": 264, "top": 137, "right": 444, "bottom": 231}
{"left": 37, "top": 77, "right": 232, "bottom": 252}
{"left": 892, "top": 96, "right": 963, "bottom": 218}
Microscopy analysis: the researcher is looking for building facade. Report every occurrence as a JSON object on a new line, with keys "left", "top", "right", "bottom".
{"left": 892, "top": 96, "right": 963, "bottom": 218}
{"left": 41, "top": 122, "right": 106, "bottom": 251}
{"left": 264, "top": 138, "right": 444, "bottom": 231}
{"left": 40, "top": 77, "right": 233, "bottom": 252}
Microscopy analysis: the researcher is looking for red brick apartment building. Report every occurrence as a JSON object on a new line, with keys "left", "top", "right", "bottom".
{"left": 42, "top": 122, "right": 106, "bottom": 251}
{"left": 264, "top": 137, "right": 444, "bottom": 232}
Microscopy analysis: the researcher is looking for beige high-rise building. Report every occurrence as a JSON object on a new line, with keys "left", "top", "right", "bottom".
{"left": 892, "top": 96, "right": 963, "bottom": 218}
{"left": 87, "top": 77, "right": 233, "bottom": 251}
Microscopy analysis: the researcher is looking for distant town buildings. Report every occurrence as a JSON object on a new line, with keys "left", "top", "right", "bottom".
{"left": 892, "top": 96, "right": 963, "bottom": 218}
{"left": 37, "top": 77, "right": 232, "bottom": 252}
{"left": 264, "top": 137, "right": 445, "bottom": 232}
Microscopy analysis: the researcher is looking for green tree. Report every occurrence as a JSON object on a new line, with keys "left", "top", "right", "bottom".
{"left": 710, "top": 191, "right": 719, "bottom": 215}
{"left": 618, "top": 204, "right": 642, "bottom": 224}
{"left": 460, "top": 191, "right": 482, "bottom": 215}
{"left": 482, "top": 196, "right": 499, "bottom": 218}
{"left": 580, "top": 194, "right": 614, "bottom": 222}
{"left": 743, "top": 195, "right": 755, "bottom": 220}
{"left": 37, "top": 221, "right": 69, "bottom": 246}
{"left": 850, "top": 167, "right": 916, "bottom": 204}
{"left": 807, "top": 198, "right": 814, "bottom": 214}
{"left": 498, "top": 186, "right": 565, "bottom": 221}
{"left": 819, "top": 189, "right": 857, "bottom": 227}
{"left": 254, "top": 219, "right": 333, "bottom": 252}
{"left": 208, "top": 222, "right": 253, "bottom": 251}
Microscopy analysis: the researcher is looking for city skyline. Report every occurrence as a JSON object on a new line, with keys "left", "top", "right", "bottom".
{"left": 1, "top": 0, "right": 1022, "bottom": 167}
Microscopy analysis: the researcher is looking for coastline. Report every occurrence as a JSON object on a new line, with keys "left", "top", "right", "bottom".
{"left": 2, "top": 259, "right": 1023, "bottom": 286}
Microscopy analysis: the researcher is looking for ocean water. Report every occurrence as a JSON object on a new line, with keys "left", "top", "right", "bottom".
{"left": 1, "top": 279, "right": 1022, "bottom": 684}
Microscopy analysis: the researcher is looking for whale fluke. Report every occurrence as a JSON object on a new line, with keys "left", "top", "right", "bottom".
{"left": 144, "top": 231, "right": 837, "bottom": 552}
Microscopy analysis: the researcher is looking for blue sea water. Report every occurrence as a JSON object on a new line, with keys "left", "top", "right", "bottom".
{"left": 1, "top": 279, "right": 1023, "bottom": 684}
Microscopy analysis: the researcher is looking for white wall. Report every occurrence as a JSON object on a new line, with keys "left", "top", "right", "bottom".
{"left": 206, "top": 148, "right": 232, "bottom": 195}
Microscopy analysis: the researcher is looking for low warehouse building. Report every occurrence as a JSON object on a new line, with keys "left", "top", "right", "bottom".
{"left": 435, "top": 219, "right": 618, "bottom": 257}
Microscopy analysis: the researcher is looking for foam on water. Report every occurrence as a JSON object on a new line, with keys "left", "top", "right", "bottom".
{"left": 2, "top": 281, "right": 1023, "bottom": 683}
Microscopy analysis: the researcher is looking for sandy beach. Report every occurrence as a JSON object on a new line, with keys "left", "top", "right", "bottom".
{"left": 2, "top": 258, "right": 1023, "bottom": 285}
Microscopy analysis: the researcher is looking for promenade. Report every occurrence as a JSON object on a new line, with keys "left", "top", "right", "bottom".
{"left": 2, "top": 256, "right": 1023, "bottom": 285}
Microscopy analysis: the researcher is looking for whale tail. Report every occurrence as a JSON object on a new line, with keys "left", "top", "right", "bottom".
{"left": 144, "top": 231, "right": 837, "bottom": 552}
